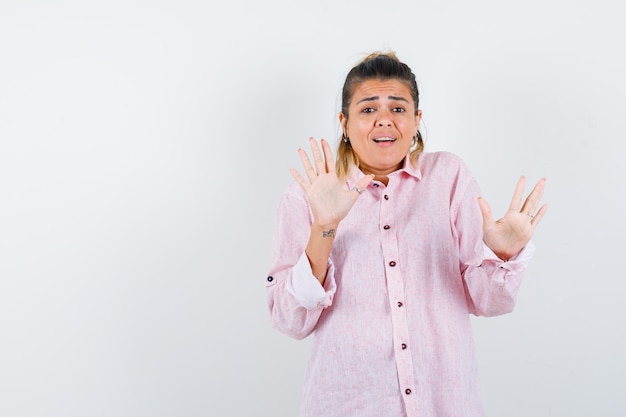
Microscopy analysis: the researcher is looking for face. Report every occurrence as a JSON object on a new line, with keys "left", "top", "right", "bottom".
{"left": 340, "top": 79, "right": 422, "bottom": 182}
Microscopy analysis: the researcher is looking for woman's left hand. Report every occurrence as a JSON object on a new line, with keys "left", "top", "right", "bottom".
{"left": 478, "top": 176, "right": 548, "bottom": 261}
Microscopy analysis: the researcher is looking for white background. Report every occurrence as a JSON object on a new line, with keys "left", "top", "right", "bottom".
{"left": 1, "top": 1, "right": 624, "bottom": 416}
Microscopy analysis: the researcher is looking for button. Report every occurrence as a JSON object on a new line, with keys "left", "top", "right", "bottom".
{"left": 384, "top": 194, "right": 389, "bottom": 200}
{"left": 401, "top": 343, "right": 407, "bottom": 350}
{"left": 383, "top": 225, "right": 390, "bottom": 230}
{"left": 405, "top": 388, "right": 412, "bottom": 395}
{"left": 397, "top": 301, "right": 403, "bottom": 307}
{"left": 267, "top": 276, "right": 274, "bottom": 282}
{"left": 389, "top": 261, "right": 396, "bottom": 267}
{"left": 374, "top": 183, "right": 380, "bottom": 188}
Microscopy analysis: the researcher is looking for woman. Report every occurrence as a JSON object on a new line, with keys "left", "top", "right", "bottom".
{"left": 265, "top": 51, "right": 547, "bottom": 417}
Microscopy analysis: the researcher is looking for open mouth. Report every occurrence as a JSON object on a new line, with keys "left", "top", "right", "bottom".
{"left": 373, "top": 137, "right": 396, "bottom": 143}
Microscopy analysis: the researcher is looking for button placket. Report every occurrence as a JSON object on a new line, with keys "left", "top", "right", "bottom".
{"left": 378, "top": 182, "right": 418, "bottom": 412}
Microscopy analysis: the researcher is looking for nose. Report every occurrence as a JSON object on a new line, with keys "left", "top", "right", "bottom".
{"left": 377, "top": 108, "right": 392, "bottom": 127}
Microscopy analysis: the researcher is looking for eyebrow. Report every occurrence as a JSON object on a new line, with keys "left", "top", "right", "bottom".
{"left": 356, "top": 95, "right": 410, "bottom": 104}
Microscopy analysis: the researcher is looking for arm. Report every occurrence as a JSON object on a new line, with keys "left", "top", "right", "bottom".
{"left": 457, "top": 175, "right": 547, "bottom": 316}
{"left": 290, "top": 138, "right": 372, "bottom": 285}
{"left": 266, "top": 138, "right": 372, "bottom": 339}
{"left": 265, "top": 189, "right": 336, "bottom": 339}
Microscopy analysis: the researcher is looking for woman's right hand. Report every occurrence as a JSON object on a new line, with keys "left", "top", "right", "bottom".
{"left": 290, "top": 138, "right": 373, "bottom": 228}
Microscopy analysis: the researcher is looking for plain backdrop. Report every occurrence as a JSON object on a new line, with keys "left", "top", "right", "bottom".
{"left": 1, "top": 0, "right": 624, "bottom": 416}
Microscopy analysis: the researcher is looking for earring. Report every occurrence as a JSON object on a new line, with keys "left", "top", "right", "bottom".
{"left": 342, "top": 133, "right": 350, "bottom": 143}
{"left": 411, "top": 135, "right": 417, "bottom": 147}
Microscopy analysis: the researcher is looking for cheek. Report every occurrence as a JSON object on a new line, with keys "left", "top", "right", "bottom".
{"left": 350, "top": 119, "right": 371, "bottom": 135}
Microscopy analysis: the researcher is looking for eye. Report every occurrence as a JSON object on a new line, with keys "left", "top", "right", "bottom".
{"left": 361, "top": 107, "right": 376, "bottom": 114}
{"left": 392, "top": 107, "right": 406, "bottom": 113}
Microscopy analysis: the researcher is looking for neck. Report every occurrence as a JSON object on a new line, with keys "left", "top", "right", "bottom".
{"left": 374, "top": 175, "right": 390, "bottom": 186}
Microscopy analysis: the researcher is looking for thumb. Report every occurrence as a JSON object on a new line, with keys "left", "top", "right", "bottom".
{"left": 477, "top": 197, "right": 494, "bottom": 229}
{"left": 357, "top": 174, "right": 375, "bottom": 190}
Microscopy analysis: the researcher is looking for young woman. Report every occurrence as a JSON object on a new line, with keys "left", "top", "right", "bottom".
{"left": 265, "top": 51, "right": 547, "bottom": 417}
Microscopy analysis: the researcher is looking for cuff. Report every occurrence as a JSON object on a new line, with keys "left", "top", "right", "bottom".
{"left": 287, "top": 253, "right": 337, "bottom": 310}
{"left": 482, "top": 240, "right": 536, "bottom": 272}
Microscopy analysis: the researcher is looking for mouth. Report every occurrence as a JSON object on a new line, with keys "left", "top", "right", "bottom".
{"left": 373, "top": 137, "right": 396, "bottom": 143}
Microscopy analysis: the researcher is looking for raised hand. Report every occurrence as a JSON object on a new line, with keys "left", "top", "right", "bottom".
{"left": 478, "top": 176, "right": 548, "bottom": 261}
{"left": 290, "top": 138, "right": 373, "bottom": 228}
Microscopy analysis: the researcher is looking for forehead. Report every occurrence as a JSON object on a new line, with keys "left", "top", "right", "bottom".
{"left": 350, "top": 79, "right": 413, "bottom": 103}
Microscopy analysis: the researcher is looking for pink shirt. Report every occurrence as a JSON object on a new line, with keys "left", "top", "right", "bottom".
{"left": 265, "top": 151, "right": 533, "bottom": 417}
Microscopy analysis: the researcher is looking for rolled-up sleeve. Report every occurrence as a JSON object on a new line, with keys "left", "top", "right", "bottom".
{"left": 288, "top": 254, "right": 336, "bottom": 309}
{"left": 463, "top": 241, "right": 535, "bottom": 316}
{"left": 265, "top": 184, "right": 336, "bottom": 340}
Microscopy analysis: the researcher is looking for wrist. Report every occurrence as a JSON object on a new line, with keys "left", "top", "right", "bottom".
{"left": 311, "top": 222, "right": 339, "bottom": 236}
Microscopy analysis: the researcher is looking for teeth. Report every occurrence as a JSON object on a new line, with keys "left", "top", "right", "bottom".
{"left": 374, "top": 137, "right": 395, "bottom": 142}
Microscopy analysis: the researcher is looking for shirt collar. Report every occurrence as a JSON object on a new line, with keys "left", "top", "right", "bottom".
{"left": 346, "top": 153, "right": 423, "bottom": 188}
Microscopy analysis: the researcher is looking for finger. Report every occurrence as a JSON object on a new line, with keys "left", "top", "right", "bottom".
{"left": 289, "top": 168, "right": 309, "bottom": 191}
{"left": 351, "top": 174, "right": 375, "bottom": 197}
{"left": 530, "top": 203, "right": 548, "bottom": 227}
{"left": 309, "top": 137, "right": 327, "bottom": 174}
{"left": 521, "top": 177, "right": 547, "bottom": 215}
{"left": 321, "top": 139, "right": 336, "bottom": 174}
{"left": 297, "top": 147, "right": 317, "bottom": 183}
{"left": 508, "top": 176, "right": 526, "bottom": 212}
{"left": 477, "top": 196, "right": 494, "bottom": 228}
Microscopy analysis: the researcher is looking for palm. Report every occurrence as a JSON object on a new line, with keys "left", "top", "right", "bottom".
{"left": 290, "top": 138, "right": 372, "bottom": 227}
{"left": 479, "top": 176, "right": 548, "bottom": 261}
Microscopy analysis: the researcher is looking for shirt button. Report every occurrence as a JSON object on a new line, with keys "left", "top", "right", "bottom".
{"left": 267, "top": 276, "right": 274, "bottom": 282}
{"left": 397, "top": 301, "right": 403, "bottom": 307}
{"left": 401, "top": 343, "right": 407, "bottom": 350}
{"left": 384, "top": 194, "right": 389, "bottom": 200}
{"left": 405, "top": 388, "right": 412, "bottom": 395}
{"left": 383, "top": 225, "right": 390, "bottom": 230}
{"left": 389, "top": 261, "right": 396, "bottom": 267}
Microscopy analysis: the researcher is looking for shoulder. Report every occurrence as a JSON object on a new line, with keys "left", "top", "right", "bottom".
{"left": 273, "top": 181, "right": 313, "bottom": 228}
{"left": 417, "top": 151, "right": 474, "bottom": 178}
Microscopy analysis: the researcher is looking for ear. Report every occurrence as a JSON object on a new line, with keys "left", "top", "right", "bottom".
{"left": 339, "top": 112, "right": 348, "bottom": 135}
{"left": 415, "top": 109, "right": 422, "bottom": 129}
